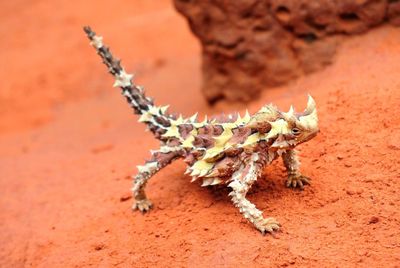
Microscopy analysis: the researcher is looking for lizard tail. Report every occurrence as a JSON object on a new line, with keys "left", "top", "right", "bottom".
{"left": 83, "top": 26, "right": 173, "bottom": 140}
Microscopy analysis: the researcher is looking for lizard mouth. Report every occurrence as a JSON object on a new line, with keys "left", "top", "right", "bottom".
{"left": 298, "top": 130, "right": 319, "bottom": 144}
{"left": 270, "top": 137, "right": 296, "bottom": 151}
{"left": 270, "top": 144, "right": 294, "bottom": 151}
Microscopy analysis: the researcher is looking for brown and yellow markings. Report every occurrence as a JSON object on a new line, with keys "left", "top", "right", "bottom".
{"left": 186, "top": 111, "right": 253, "bottom": 179}
{"left": 187, "top": 113, "right": 293, "bottom": 180}
{"left": 138, "top": 105, "right": 169, "bottom": 123}
{"left": 162, "top": 114, "right": 186, "bottom": 138}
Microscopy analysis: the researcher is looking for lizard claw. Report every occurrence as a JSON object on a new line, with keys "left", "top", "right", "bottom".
{"left": 286, "top": 175, "right": 310, "bottom": 190}
{"left": 132, "top": 199, "right": 153, "bottom": 212}
{"left": 255, "top": 217, "right": 280, "bottom": 234}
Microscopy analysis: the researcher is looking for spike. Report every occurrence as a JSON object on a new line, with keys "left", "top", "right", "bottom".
{"left": 113, "top": 71, "right": 133, "bottom": 88}
{"left": 90, "top": 35, "right": 103, "bottom": 49}
{"left": 190, "top": 160, "right": 214, "bottom": 176}
{"left": 211, "top": 178, "right": 222, "bottom": 185}
{"left": 199, "top": 169, "right": 210, "bottom": 177}
{"left": 304, "top": 95, "right": 316, "bottom": 115}
{"left": 138, "top": 112, "right": 152, "bottom": 122}
{"left": 206, "top": 169, "right": 219, "bottom": 177}
{"left": 213, "top": 127, "right": 234, "bottom": 148}
{"left": 182, "top": 136, "right": 195, "bottom": 148}
{"left": 202, "top": 147, "right": 224, "bottom": 161}
{"left": 148, "top": 106, "right": 160, "bottom": 115}
{"left": 174, "top": 114, "right": 184, "bottom": 124}
{"left": 243, "top": 110, "right": 251, "bottom": 122}
{"left": 228, "top": 180, "right": 241, "bottom": 191}
{"left": 160, "top": 105, "right": 169, "bottom": 114}
{"left": 201, "top": 178, "right": 214, "bottom": 187}
{"left": 136, "top": 85, "right": 144, "bottom": 93}
{"left": 281, "top": 105, "right": 296, "bottom": 122}
{"left": 159, "top": 146, "right": 177, "bottom": 153}
{"left": 161, "top": 125, "right": 180, "bottom": 138}
{"left": 136, "top": 165, "right": 145, "bottom": 173}
{"left": 277, "top": 149, "right": 285, "bottom": 156}
{"left": 287, "top": 105, "right": 294, "bottom": 116}
{"left": 122, "top": 90, "right": 131, "bottom": 97}
{"left": 190, "top": 169, "right": 201, "bottom": 176}
{"left": 201, "top": 115, "right": 208, "bottom": 124}
{"left": 189, "top": 113, "right": 198, "bottom": 122}
{"left": 234, "top": 113, "right": 242, "bottom": 125}
{"left": 137, "top": 165, "right": 150, "bottom": 173}
{"left": 297, "top": 95, "right": 318, "bottom": 130}
{"left": 136, "top": 162, "right": 158, "bottom": 174}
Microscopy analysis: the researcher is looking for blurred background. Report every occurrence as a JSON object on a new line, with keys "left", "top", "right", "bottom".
{"left": 0, "top": 0, "right": 206, "bottom": 133}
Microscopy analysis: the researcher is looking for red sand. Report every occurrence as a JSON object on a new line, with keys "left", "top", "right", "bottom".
{"left": 1, "top": 1, "right": 400, "bottom": 267}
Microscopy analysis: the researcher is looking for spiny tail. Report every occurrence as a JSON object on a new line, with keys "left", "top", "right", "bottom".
{"left": 83, "top": 26, "right": 174, "bottom": 140}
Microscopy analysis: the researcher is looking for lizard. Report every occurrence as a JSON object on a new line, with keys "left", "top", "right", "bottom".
{"left": 83, "top": 26, "right": 319, "bottom": 234}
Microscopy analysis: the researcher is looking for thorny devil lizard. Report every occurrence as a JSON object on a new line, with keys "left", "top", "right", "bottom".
{"left": 84, "top": 26, "right": 319, "bottom": 234}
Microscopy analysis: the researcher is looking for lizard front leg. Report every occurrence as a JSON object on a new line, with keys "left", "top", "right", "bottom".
{"left": 282, "top": 149, "right": 310, "bottom": 189}
{"left": 228, "top": 153, "right": 280, "bottom": 234}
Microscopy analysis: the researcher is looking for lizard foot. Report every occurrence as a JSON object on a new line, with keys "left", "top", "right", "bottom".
{"left": 132, "top": 199, "right": 153, "bottom": 212}
{"left": 254, "top": 217, "right": 280, "bottom": 234}
{"left": 286, "top": 174, "right": 310, "bottom": 190}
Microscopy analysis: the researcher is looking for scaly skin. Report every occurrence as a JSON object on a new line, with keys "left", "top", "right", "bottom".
{"left": 84, "top": 26, "right": 319, "bottom": 234}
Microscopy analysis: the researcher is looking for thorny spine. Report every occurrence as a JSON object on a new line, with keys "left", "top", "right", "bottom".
{"left": 83, "top": 26, "right": 172, "bottom": 139}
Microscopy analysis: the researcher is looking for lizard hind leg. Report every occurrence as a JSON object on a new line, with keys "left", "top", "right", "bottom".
{"left": 228, "top": 153, "right": 280, "bottom": 234}
{"left": 132, "top": 146, "right": 182, "bottom": 212}
{"left": 132, "top": 161, "right": 158, "bottom": 212}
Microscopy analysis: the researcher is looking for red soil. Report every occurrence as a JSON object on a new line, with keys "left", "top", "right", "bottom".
{"left": 1, "top": 1, "right": 400, "bottom": 267}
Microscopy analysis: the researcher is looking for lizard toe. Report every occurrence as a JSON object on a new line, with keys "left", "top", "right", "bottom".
{"left": 132, "top": 199, "right": 153, "bottom": 213}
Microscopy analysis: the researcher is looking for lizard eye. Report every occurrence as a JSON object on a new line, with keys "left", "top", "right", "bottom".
{"left": 292, "top": 127, "right": 301, "bottom": 135}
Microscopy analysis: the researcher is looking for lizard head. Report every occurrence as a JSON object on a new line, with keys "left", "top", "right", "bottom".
{"left": 247, "top": 95, "right": 319, "bottom": 151}
{"left": 282, "top": 95, "right": 319, "bottom": 146}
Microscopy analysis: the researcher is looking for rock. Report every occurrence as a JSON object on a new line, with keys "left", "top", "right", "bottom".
{"left": 346, "top": 189, "right": 355, "bottom": 195}
{"left": 119, "top": 193, "right": 132, "bottom": 202}
{"left": 387, "top": 132, "right": 400, "bottom": 150}
{"left": 90, "top": 144, "right": 114, "bottom": 154}
{"left": 368, "top": 216, "right": 379, "bottom": 224}
{"left": 93, "top": 243, "right": 105, "bottom": 251}
{"left": 388, "top": 1, "right": 400, "bottom": 26}
{"left": 174, "top": 0, "right": 399, "bottom": 103}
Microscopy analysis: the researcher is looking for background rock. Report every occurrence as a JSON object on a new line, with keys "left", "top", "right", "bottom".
{"left": 174, "top": 0, "right": 400, "bottom": 103}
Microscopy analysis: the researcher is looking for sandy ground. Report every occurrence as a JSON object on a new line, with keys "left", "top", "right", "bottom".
{"left": 1, "top": 1, "right": 400, "bottom": 267}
